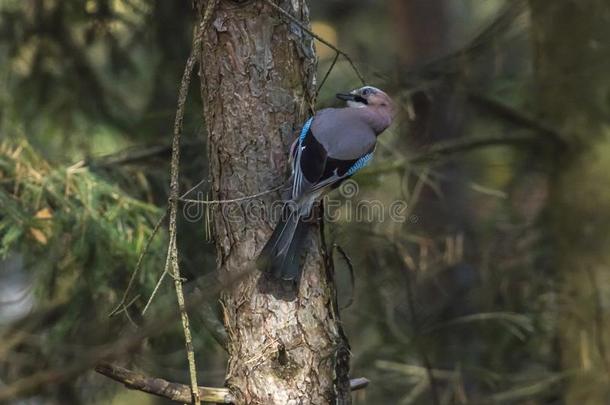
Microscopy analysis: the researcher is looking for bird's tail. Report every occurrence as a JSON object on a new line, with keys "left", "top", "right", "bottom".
{"left": 257, "top": 204, "right": 310, "bottom": 282}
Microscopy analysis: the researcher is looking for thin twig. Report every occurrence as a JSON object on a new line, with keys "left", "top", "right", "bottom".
{"left": 316, "top": 51, "right": 340, "bottom": 98}
{"left": 109, "top": 210, "right": 168, "bottom": 317}
{"left": 141, "top": 240, "right": 172, "bottom": 315}
{"left": 264, "top": 0, "right": 366, "bottom": 85}
{"left": 164, "top": 2, "right": 219, "bottom": 404}
{"left": 178, "top": 185, "right": 285, "bottom": 205}
{"left": 333, "top": 243, "right": 355, "bottom": 310}
{"left": 114, "top": 295, "right": 141, "bottom": 319}
{"left": 180, "top": 178, "right": 211, "bottom": 199}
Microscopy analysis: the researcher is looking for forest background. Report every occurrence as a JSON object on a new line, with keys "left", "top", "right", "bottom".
{"left": 2, "top": 0, "right": 609, "bottom": 403}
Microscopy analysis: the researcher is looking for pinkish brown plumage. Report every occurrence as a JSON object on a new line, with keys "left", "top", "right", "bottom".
{"left": 258, "top": 86, "right": 396, "bottom": 282}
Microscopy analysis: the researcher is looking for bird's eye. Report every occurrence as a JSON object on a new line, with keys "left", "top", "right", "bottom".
{"left": 361, "top": 88, "right": 371, "bottom": 96}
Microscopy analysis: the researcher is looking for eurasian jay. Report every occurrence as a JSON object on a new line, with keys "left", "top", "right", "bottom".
{"left": 258, "top": 86, "right": 396, "bottom": 282}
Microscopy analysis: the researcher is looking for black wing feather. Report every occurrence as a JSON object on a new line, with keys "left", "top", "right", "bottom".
{"left": 300, "top": 129, "right": 327, "bottom": 183}
{"left": 293, "top": 127, "right": 375, "bottom": 198}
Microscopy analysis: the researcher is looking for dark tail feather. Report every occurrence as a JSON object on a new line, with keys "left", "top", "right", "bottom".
{"left": 272, "top": 219, "right": 309, "bottom": 281}
{"left": 257, "top": 207, "right": 309, "bottom": 282}
{"left": 257, "top": 207, "right": 299, "bottom": 266}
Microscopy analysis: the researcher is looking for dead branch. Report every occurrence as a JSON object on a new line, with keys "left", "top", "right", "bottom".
{"left": 95, "top": 362, "right": 370, "bottom": 404}
{"left": 467, "top": 92, "right": 565, "bottom": 148}
{"left": 95, "top": 362, "right": 235, "bottom": 403}
{"left": 163, "top": 1, "right": 219, "bottom": 403}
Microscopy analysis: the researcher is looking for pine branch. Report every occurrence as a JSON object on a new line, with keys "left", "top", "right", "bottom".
{"left": 466, "top": 91, "right": 566, "bottom": 148}
{"left": 362, "top": 131, "right": 544, "bottom": 176}
{"left": 88, "top": 141, "right": 203, "bottom": 168}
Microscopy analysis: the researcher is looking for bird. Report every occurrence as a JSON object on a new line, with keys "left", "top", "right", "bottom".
{"left": 257, "top": 86, "right": 396, "bottom": 283}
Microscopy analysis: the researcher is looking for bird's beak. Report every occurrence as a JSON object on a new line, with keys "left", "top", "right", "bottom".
{"left": 336, "top": 93, "right": 356, "bottom": 101}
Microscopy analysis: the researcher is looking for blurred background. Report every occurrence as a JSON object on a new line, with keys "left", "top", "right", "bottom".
{"left": 1, "top": 0, "right": 610, "bottom": 403}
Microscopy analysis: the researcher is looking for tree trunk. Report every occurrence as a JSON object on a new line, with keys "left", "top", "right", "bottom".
{"left": 196, "top": 1, "right": 351, "bottom": 403}
{"left": 530, "top": 1, "right": 610, "bottom": 402}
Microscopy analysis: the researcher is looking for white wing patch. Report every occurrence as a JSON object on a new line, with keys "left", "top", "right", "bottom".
{"left": 291, "top": 118, "right": 314, "bottom": 200}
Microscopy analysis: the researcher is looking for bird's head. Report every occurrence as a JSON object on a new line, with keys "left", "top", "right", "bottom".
{"left": 336, "top": 86, "right": 396, "bottom": 132}
{"left": 336, "top": 86, "right": 392, "bottom": 108}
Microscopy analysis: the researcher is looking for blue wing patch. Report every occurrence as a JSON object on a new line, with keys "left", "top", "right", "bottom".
{"left": 346, "top": 153, "right": 374, "bottom": 176}
{"left": 299, "top": 117, "right": 314, "bottom": 143}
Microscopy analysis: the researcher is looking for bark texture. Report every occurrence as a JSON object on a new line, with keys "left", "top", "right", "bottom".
{"left": 530, "top": 1, "right": 610, "bottom": 402}
{"left": 196, "top": 1, "right": 351, "bottom": 403}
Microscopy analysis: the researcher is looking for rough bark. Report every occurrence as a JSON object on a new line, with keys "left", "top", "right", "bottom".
{"left": 530, "top": 1, "right": 610, "bottom": 402}
{"left": 196, "top": 1, "right": 351, "bottom": 403}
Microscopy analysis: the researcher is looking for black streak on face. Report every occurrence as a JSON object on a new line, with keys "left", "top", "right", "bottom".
{"left": 353, "top": 95, "right": 368, "bottom": 104}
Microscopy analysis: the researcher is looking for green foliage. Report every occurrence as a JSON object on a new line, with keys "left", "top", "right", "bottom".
{"left": 0, "top": 0, "right": 197, "bottom": 159}
{"left": 0, "top": 137, "right": 165, "bottom": 330}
